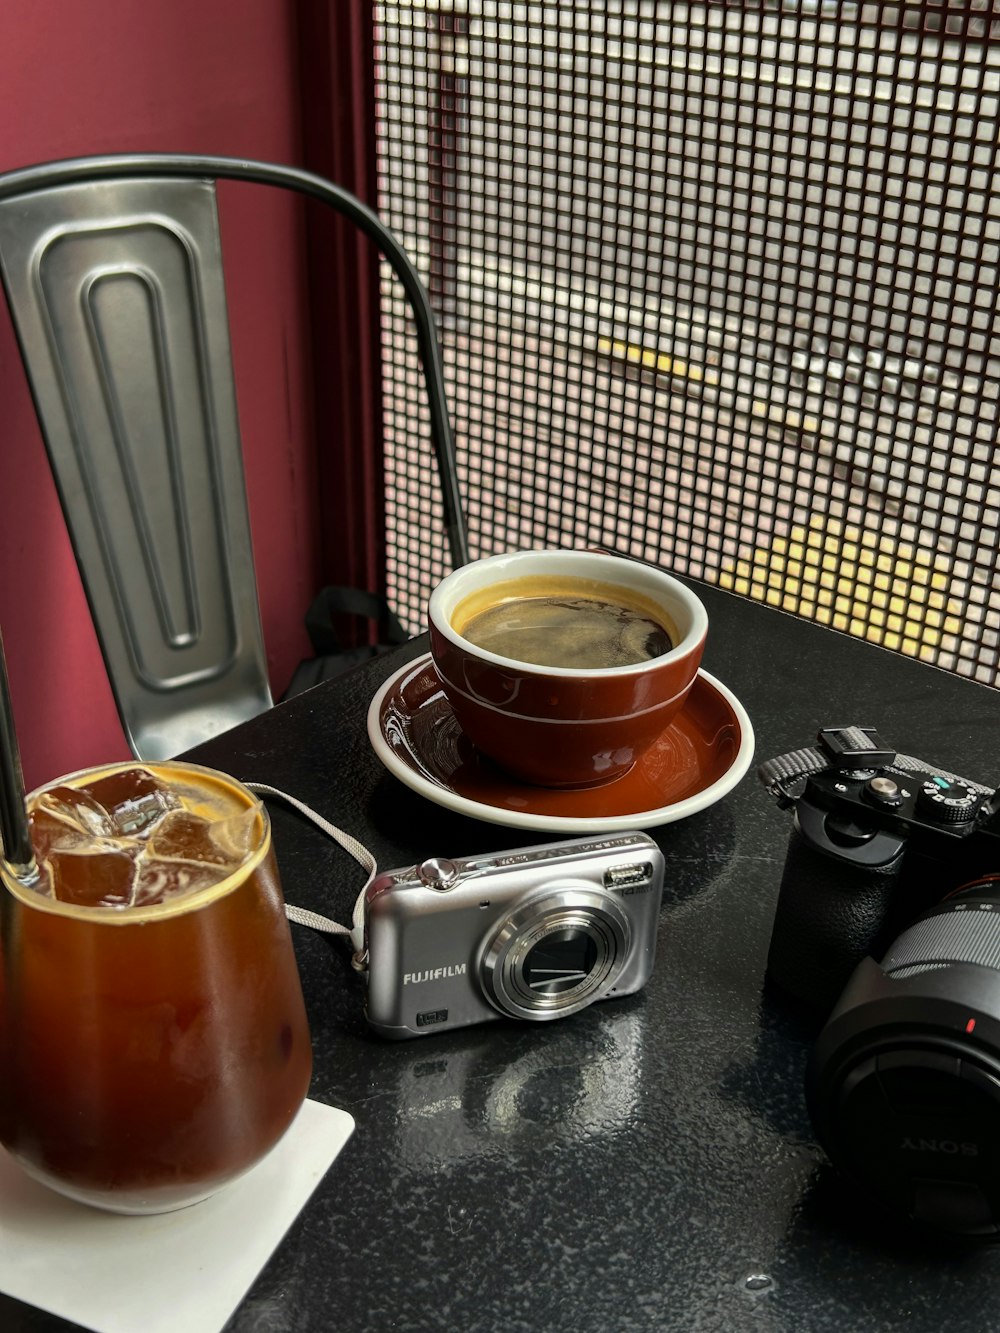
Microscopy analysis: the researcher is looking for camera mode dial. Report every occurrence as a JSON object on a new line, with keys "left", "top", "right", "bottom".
{"left": 917, "top": 777, "right": 981, "bottom": 826}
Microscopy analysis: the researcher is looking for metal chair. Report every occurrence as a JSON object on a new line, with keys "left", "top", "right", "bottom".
{"left": 0, "top": 154, "right": 468, "bottom": 760}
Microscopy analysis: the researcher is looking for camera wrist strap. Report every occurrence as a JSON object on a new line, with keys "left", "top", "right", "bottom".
{"left": 246, "top": 782, "right": 376, "bottom": 969}
{"left": 758, "top": 747, "right": 993, "bottom": 807}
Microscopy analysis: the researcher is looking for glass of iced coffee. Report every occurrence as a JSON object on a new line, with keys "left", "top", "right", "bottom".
{"left": 0, "top": 760, "right": 312, "bottom": 1214}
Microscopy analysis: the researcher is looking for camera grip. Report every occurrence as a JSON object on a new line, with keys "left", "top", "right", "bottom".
{"left": 766, "top": 827, "right": 904, "bottom": 1012}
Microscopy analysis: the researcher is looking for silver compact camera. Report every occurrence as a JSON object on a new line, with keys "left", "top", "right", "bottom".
{"left": 363, "top": 833, "right": 665, "bottom": 1039}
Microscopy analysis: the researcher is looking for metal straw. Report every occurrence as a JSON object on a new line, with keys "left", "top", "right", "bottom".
{"left": 0, "top": 626, "right": 37, "bottom": 877}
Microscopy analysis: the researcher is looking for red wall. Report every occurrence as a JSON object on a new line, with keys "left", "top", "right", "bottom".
{"left": 0, "top": 1, "right": 320, "bottom": 790}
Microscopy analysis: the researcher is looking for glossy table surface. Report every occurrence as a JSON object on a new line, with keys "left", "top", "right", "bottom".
{"left": 9, "top": 580, "right": 1000, "bottom": 1332}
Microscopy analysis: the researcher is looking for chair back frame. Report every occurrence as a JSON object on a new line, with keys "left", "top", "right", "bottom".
{"left": 0, "top": 154, "right": 468, "bottom": 760}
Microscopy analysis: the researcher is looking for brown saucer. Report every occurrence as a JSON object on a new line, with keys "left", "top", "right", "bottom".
{"left": 367, "top": 654, "right": 754, "bottom": 832}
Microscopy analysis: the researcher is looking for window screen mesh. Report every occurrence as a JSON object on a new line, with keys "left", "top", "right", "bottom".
{"left": 374, "top": 2, "right": 1000, "bottom": 686}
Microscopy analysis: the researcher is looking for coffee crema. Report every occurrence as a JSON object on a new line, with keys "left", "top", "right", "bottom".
{"left": 451, "top": 575, "right": 677, "bottom": 669}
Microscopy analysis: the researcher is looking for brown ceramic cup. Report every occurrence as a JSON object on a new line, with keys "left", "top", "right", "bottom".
{"left": 428, "top": 548, "right": 708, "bottom": 788}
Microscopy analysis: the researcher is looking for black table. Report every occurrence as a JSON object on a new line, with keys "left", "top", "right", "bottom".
{"left": 11, "top": 581, "right": 1000, "bottom": 1331}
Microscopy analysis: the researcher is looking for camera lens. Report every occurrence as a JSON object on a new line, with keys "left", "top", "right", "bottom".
{"left": 521, "top": 928, "right": 601, "bottom": 996}
{"left": 480, "top": 887, "right": 630, "bottom": 1021}
{"left": 808, "top": 878, "right": 1000, "bottom": 1237}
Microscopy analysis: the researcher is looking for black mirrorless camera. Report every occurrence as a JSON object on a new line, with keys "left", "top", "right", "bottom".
{"left": 761, "top": 725, "right": 1000, "bottom": 1238}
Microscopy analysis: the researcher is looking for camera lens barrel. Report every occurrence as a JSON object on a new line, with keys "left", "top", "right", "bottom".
{"left": 480, "top": 887, "right": 631, "bottom": 1021}
{"left": 808, "top": 881, "right": 1000, "bottom": 1237}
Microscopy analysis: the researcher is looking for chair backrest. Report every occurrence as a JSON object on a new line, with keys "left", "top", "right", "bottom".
{"left": 0, "top": 155, "right": 468, "bottom": 760}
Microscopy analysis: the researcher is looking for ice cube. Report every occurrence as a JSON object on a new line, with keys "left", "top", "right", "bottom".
{"left": 148, "top": 807, "right": 258, "bottom": 868}
{"left": 46, "top": 843, "right": 139, "bottom": 909}
{"left": 208, "top": 805, "right": 259, "bottom": 863}
{"left": 132, "top": 855, "right": 227, "bottom": 907}
{"left": 147, "top": 810, "right": 219, "bottom": 862}
{"left": 168, "top": 776, "right": 243, "bottom": 824}
{"left": 31, "top": 785, "right": 116, "bottom": 849}
{"left": 30, "top": 807, "right": 89, "bottom": 862}
{"left": 79, "top": 767, "right": 180, "bottom": 837}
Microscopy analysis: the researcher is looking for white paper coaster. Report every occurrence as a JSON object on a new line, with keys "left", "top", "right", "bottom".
{"left": 0, "top": 1098, "right": 354, "bottom": 1333}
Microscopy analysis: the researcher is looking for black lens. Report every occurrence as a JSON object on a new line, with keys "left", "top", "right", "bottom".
{"left": 808, "top": 879, "right": 1000, "bottom": 1238}
{"left": 523, "top": 928, "right": 600, "bottom": 995}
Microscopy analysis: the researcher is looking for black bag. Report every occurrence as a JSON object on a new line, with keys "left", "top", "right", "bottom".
{"left": 282, "top": 586, "right": 410, "bottom": 698}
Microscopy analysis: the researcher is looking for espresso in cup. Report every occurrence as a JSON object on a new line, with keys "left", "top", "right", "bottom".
{"left": 452, "top": 575, "right": 677, "bottom": 670}
{"left": 429, "top": 549, "right": 708, "bottom": 788}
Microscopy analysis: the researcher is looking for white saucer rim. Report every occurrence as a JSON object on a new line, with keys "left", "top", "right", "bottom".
{"left": 366, "top": 654, "right": 755, "bottom": 833}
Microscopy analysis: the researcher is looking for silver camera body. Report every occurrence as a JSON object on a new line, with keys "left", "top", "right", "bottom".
{"left": 363, "top": 833, "right": 665, "bottom": 1039}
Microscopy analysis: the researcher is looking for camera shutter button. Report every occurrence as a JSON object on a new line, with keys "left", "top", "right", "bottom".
{"left": 864, "top": 775, "right": 904, "bottom": 808}
{"left": 417, "top": 857, "right": 460, "bottom": 890}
